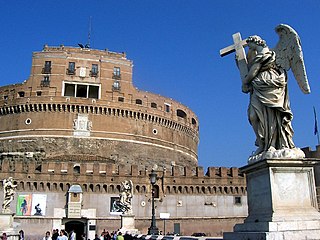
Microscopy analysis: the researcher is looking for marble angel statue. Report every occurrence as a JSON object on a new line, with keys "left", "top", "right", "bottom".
{"left": 239, "top": 24, "right": 310, "bottom": 161}
{"left": 119, "top": 180, "right": 133, "bottom": 214}
{"left": 2, "top": 177, "right": 17, "bottom": 213}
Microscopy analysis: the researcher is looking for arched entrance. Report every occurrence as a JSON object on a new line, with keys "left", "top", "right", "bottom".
{"left": 65, "top": 220, "right": 86, "bottom": 240}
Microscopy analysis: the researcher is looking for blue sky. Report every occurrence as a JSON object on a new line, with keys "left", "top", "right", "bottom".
{"left": 0, "top": 1, "right": 320, "bottom": 169}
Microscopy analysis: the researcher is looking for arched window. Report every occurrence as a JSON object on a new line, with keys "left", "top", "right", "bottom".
{"left": 73, "top": 165, "right": 80, "bottom": 174}
{"left": 151, "top": 102, "right": 157, "bottom": 108}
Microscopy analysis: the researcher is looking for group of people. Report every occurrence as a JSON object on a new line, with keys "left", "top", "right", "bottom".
{"left": 44, "top": 229, "right": 80, "bottom": 240}
{"left": 98, "top": 230, "right": 133, "bottom": 240}
{"left": 1, "top": 230, "right": 24, "bottom": 240}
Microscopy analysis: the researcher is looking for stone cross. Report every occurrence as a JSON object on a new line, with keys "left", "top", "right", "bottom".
{"left": 220, "top": 32, "right": 248, "bottom": 82}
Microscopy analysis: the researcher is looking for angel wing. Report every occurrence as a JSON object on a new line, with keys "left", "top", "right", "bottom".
{"left": 273, "top": 24, "right": 311, "bottom": 94}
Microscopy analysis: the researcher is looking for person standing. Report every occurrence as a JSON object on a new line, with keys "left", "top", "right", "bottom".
{"left": 43, "top": 231, "right": 52, "bottom": 240}
{"left": 52, "top": 229, "right": 59, "bottom": 240}
{"left": 57, "top": 230, "right": 68, "bottom": 240}
{"left": 69, "top": 230, "right": 76, "bottom": 240}
{"left": 116, "top": 232, "right": 123, "bottom": 240}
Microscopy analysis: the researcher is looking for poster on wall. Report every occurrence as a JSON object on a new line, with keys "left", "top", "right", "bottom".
{"left": 110, "top": 197, "right": 122, "bottom": 215}
{"left": 16, "top": 194, "right": 32, "bottom": 216}
{"left": 31, "top": 194, "right": 47, "bottom": 216}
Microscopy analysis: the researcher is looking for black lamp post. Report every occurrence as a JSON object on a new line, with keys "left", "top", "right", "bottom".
{"left": 148, "top": 169, "right": 159, "bottom": 235}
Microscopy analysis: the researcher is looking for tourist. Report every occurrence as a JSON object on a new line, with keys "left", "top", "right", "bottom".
{"left": 123, "top": 232, "right": 132, "bottom": 240}
{"left": 116, "top": 232, "right": 123, "bottom": 240}
{"left": 19, "top": 230, "right": 24, "bottom": 240}
{"left": 57, "top": 230, "right": 68, "bottom": 240}
{"left": 52, "top": 229, "right": 59, "bottom": 240}
{"left": 94, "top": 234, "right": 100, "bottom": 240}
{"left": 104, "top": 231, "right": 111, "bottom": 240}
{"left": 69, "top": 230, "right": 76, "bottom": 240}
{"left": 1, "top": 233, "right": 7, "bottom": 240}
{"left": 43, "top": 231, "right": 52, "bottom": 240}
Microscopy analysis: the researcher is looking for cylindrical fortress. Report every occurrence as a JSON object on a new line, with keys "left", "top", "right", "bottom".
{"left": 0, "top": 45, "right": 199, "bottom": 168}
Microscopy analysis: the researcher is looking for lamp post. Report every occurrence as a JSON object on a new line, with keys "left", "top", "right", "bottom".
{"left": 148, "top": 169, "right": 159, "bottom": 235}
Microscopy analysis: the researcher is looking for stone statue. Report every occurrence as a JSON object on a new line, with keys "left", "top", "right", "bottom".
{"left": 119, "top": 180, "right": 133, "bottom": 214}
{"left": 221, "top": 24, "right": 310, "bottom": 162}
{"left": 2, "top": 177, "right": 17, "bottom": 213}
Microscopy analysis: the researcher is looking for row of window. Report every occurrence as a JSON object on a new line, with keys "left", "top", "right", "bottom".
{"left": 43, "top": 61, "right": 121, "bottom": 79}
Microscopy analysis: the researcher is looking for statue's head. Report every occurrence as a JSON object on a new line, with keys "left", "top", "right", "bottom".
{"left": 246, "top": 35, "right": 267, "bottom": 48}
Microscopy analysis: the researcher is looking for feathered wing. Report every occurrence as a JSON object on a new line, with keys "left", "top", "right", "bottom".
{"left": 273, "top": 24, "right": 310, "bottom": 94}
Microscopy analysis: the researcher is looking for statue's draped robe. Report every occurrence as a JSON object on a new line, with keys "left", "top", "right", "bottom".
{"left": 249, "top": 51, "right": 295, "bottom": 152}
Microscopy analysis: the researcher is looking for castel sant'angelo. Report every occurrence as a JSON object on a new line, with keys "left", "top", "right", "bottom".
{"left": 0, "top": 44, "right": 253, "bottom": 239}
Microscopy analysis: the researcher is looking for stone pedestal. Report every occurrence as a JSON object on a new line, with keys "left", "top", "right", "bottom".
{"left": 120, "top": 214, "right": 138, "bottom": 234}
{"left": 0, "top": 213, "right": 19, "bottom": 240}
{"left": 224, "top": 158, "right": 320, "bottom": 240}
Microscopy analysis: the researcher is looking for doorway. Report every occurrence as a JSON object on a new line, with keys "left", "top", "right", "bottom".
{"left": 65, "top": 220, "right": 86, "bottom": 240}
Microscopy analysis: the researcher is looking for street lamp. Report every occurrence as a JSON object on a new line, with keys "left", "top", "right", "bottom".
{"left": 148, "top": 169, "right": 159, "bottom": 235}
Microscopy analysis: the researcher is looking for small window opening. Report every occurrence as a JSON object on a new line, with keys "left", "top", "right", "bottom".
{"left": 136, "top": 99, "right": 142, "bottom": 105}
{"left": 165, "top": 104, "right": 170, "bottom": 113}
{"left": 73, "top": 165, "right": 80, "bottom": 174}
{"left": 67, "top": 62, "right": 75, "bottom": 75}
{"left": 177, "top": 109, "right": 187, "bottom": 119}
{"left": 118, "top": 97, "right": 124, "bottom": 102}
{"left": 235, "top": 196, "right": 242, "bottom": 205}
{"left": 18, "top": 91, "right": 25, "bottom": 97}
{"left": 91, "top": 64, "right": 99, "bottom": 77}
{"left": 151, "top": 102, "right": 157, "bottom": 108}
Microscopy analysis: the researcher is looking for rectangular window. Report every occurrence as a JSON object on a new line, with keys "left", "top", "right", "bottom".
{"left": 91, "top": 64, "right": 98, "bottom": 77}
{"left": 41, "top": 76, "right": 50, "bottom": 87}
{"left": 165, "top": 103, "right": 170, "bottom": 113}
{"left": 88, "top": 86, "right": 99, "bottom": 99}
{"left": 43, "top": 61, "right": 51, "bottom": 74}
{"left": 64, "top": 84, "right": 76, "bottom": 97}
{"left": 113, "top": 67, "right": 121, "bottom": 79}
{"left": 76, "top": 85, "right": 88, "bottom": 98}
{"left": 36, "top": 91, "right": 42, "bottom": 96}
{"left": 67, "top": 62, "right": 75, "bottom": 75}
{"left": 234, "top": 196, "right": 242, "bottom": 205}
{"left": 63, "top": 82, "right": 100, "bottom": 99}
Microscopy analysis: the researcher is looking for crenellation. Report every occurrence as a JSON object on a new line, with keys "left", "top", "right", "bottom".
{"left": 184, "top": 166, "right": 193, "bottom": 177}
{"left": 196, "top": 166, "right": 204, "bottom": 176}
{"left": 0, "top": 159, "right": 246, "bottom": 182}
{"left": 230, "top": 167, "right": 239, "bottom": 177}
{"left": 131, "top": 165, "right": 139, "bottom": 176}
{"left": 172, "top": 166, "right": 180, "bottom": 176}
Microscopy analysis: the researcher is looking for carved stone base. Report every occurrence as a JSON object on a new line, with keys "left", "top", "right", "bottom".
{"left": 0, "top": 213, "right": 19, "bottom": 240}
{"left": 223, "top": 158, "right": 320, "bottom": 240}
{"left": 120, "top": 214, "right": 138, "bottom": 234}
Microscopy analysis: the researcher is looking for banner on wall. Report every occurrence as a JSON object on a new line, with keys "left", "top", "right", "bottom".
{"left": 16, "top": 194, "right": 32, "bottom": 216}
{"left": 31, "top": 194, "right": 47, "bottom": 216}
{"left": 110, "top": 197, "right": 122, "bottom": 215}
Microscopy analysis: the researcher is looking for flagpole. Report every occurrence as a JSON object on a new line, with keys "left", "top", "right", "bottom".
{"left": 313, "top": 106, "right": 320, "bottom": 145}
